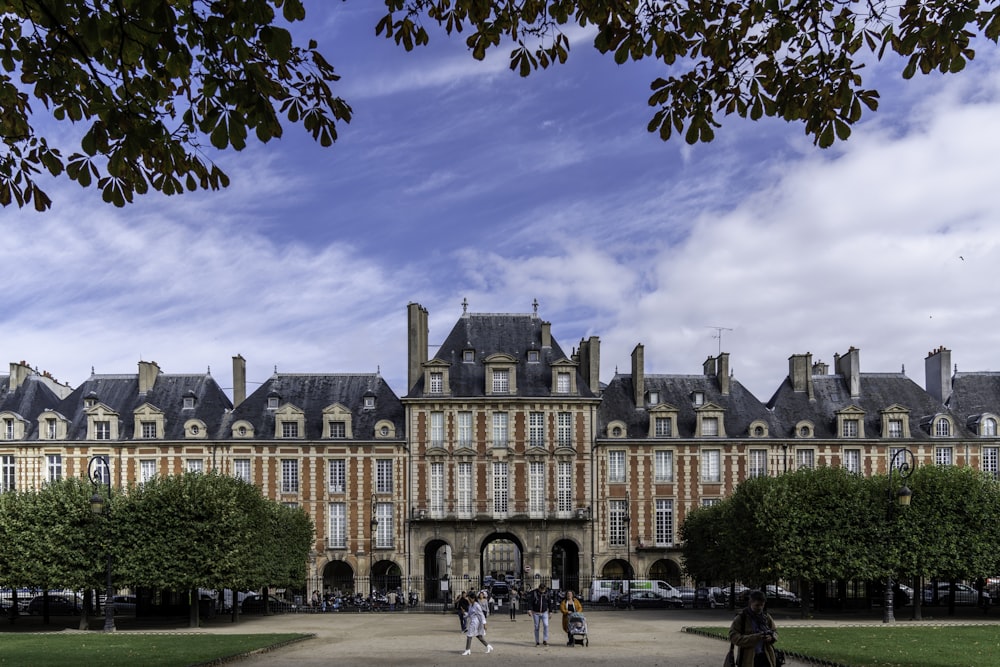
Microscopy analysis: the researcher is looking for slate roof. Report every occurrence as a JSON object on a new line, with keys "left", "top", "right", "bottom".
{"left": 409, "top": 312, "right": 596, "bottom": 399}
{"left": 598, "top": 373, "right": 774, "bottom": 438}
{"left": 766, "top": 372, "right": 966, "bottom": 439}
{"left": 0, "top": 373, "right": 64, "bottom": 438}
{"left": 227, "top": 373, "right": 404, "bottom": 440}
{"left": 945, "top": 372, "right": 1000, "bottom": 430}
{"left": 55, "top": 372, "right": 232, "bottom": 440}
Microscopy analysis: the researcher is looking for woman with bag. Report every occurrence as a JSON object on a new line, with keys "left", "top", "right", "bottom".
{"left": 728, "top": 590, "right": 779, "bottom": 667}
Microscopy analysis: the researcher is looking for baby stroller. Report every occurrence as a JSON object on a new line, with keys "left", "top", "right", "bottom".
{"left": 568, "top": 611, "right": 589, "bottom": 647}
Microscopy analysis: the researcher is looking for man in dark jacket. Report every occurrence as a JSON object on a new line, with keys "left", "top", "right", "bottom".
{"left": 527, "top": 583, "right": 553, "bottom": 646}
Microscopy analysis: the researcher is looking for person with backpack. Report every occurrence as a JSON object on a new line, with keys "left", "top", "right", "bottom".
{"left": 728, "top": 590, "right": 780, "bottom": 667}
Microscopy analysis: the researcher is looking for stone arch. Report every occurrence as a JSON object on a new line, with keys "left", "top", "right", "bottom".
{"left": 551, "top": 538, "right": 581, "bottom": 594}
{"left": 321, "top": 559, "right": 355, "bottom": 595}
{"left": 647, "top": 558, "right": 683, "bottom": 586}
{"left": 372, "top": 559, "right": 402, "bottom": 594}
{"left": 424, "top": 539, "right": 452, "bottom": 603}
{"left": 601, "top": 558, "right": 633, "bottom": 580}
{"left": 480, "top": 532, "right": 525, "bottom": 584}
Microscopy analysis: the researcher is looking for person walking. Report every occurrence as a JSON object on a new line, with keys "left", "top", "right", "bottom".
{"left": 456, "top": 591, "right": 470, "bottom": 632}
{"left": 729, "top": 590, "right": 780, "bottom": 667}
{"left": 461, "top": 591, "right": 494, "bottom": 655}
{"left": 509, "top": 587, "right": 518, "bottom": 621}
{"left": 527, "top": 583, "right": 553, "bottom": 646}
{"left": 559, "top": 590, "right": 583, "bottom": 646}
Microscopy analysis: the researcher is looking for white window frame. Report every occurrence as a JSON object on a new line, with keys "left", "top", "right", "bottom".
{"left": 430, "top": 462, "right": 444, "bottom": 516}
{"left": 456, "top": 462, "right": 473, "bottom": 516}
{"left": 429, "top": 371, "right": 443, "bottom": 394}
{"left": 233, "top": 458, "right": 251, "bottom": 482}
{"left": 529, "top": 411, "right": 545, "bottom": 447}
{"left": 796, "top": 448, "right": 815, "bottom": 469}
{"left": 888, "top": 419, "right": 904, "bottom": 438}
{"left": 609, "top": 499, "right": 627, "bottom": 546}
{"left": 608, "top": 450, "right": 625, "bottom": 483}
{"left": 328, "top": 459, "right": 346, "bottom": 493}
{"left": 457, "top": 411, "right": 473, "bottom": 447}
{"left": 529, "top": 461, "right": 545, "bottom": 516}
{"left": 281, "top": 459, "right": 299, "bottom": 493}
{"left": 843, "top": 419, "right": 859, "bottom": 438}
{"left": 701, "top": 416, "right": 719, "bottom": 436}
{"left": 654, "top": 450, "right": 673, "bottom": 483}
{"left": 140, "top": 459, "right": 156, "bottom": 483}
{"left": 186, "top": 459, "right": 204, "bottom": 473}
{"left": 749, "top": 449, "right": 767, "bottom": 478}
{"left": 492, "top": 461, "right": 509, "bottom": 514}
{"left": 328, "top": 502, "right": 346, "bottom": 548}
{"left": 701, "top": 450, "right": 721, "bottom": 483}
{"left": 1, "top": 455, "right": 14, "bottom": 491}
{"left": 654, "top": 416, "right": 672, "bottom": 437}
{"left": 329, "top": 421, "right": 346, "bottom": 438}
{"left": 557, "top": 461, "right": 572, "bottom": 513}
{"left": 556, "top": 372, "right": 570, "bottom": 394}
{"left": 843, "top": 449, "right": 861, "bottom": 474}
{"left": 983, "top": 447, "right": 999, "bottom": 479}
{"left": 376, "top": 459, "right": 393, "bottom": 494}
{"left": 492, "top": 412, "right": 509, "bottom": 448}
{"left": 655, "top": 498, "right": 674, "bottom": 547}
{"left": 935, "top": 446, "right": 953, "bottom": 466}
{"left": 557, "top": 412, "right": 572, "bottom": 447}
{"left": 935, "top": 418, "right": 951, "bottom": 437}
{"left": 430, "top": 411, "right": 444, "bottom": 447}
{"left": 375, "top": 503, "right": 393, "bottom": 548}
{"left": 47, "top": 454, "right": 62, "bottom": 482}
{"left": 95, "top": 420, "right": 111, "bottom": 440}
{"left": 141, "top": 421, "right": 157, "bottom": 439}
{"left": 281, "top": 421, "right": 299, "bottom": 438}
{"left": 492, "top": 369, "right": 509, "bottom": 393}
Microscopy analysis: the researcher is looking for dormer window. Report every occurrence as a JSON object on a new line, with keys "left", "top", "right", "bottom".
{"left": 749, "top": 420, "right": 768, "bottom": 438}
{"left": 185, "top": 419, "right": 207, "bottom": 439}
{"left": 836, "top": 406, "right": 866, "bottom": 439}
{"left": 796, "top": 421, "right": 814, "bottom": 438}
{"left": 429, "top": 372, "right": 443, "bottom": 394}
{"left": 527, "top": 350, "right": 540, "bottom": 362}
{"left": 85, "top": 393, "right": 99, "bottom": 408}
{"left": 267, "top": 395, "right": 280, "bottom": 410}
{"left": 463, "top": 349, "right": 475, "bottom": 362}
{"left": 556, "top": 372, "right": 570, "bottom": 394}
{"left": 934, "top": 417, "right": 951, "bottom": 437}
{"left": 693, "top": 392, "right": 705, "bottom": 406}
{"left": 364, "top": 393, "right": 376, "bottom": 409}
{"left": 492, "top": 369, "right": 509, "bottom": 393}
{"left": 275, "top": 404, "right": 305, "bottom": 439}
{"left": 983, "top": 417, "right": 998, "bottom": 436}
{"left": 182, "top": 391, "right": 196, "bottom": 410}
{"left": 648, "top": 391, "right": 659, "bottom": 405}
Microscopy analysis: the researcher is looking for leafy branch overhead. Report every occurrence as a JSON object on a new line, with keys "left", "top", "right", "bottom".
{"left": 0, "top": 0, "right": 351, "bottom": 210}
{"left": 379, "top": 1, "right": 998, "bottom": 147}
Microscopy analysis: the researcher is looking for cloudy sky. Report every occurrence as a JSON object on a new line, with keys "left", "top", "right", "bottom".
{"left": 4, "top": 3, "right": 999, "bottom": 404}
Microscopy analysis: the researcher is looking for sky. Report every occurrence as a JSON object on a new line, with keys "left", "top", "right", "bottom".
{"left": 3, "top": 3, "right": 1000, "bottom": 405}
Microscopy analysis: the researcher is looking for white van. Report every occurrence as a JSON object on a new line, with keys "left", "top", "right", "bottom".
{"left": 589, "top": 579, "right": 625, "bottom": 603}
{"left": 624, "top": 580, "right": 682, "bottom": 601}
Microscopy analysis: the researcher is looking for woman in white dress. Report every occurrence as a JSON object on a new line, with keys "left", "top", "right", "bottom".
{"left": 462, "top": 592, "right": 494, "bottom": 655}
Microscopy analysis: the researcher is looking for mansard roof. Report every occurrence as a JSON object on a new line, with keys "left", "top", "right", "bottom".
{"left": 598, "top": 373, "right": 773, "bottom": 438}
{"left": 767, "top": 372, "right": 965, "bottom": 439}
{"left": 412, "top": 312, "right": 596, "bottom": 398}
{"left": 0, "top": 374, "right": 64, "bottom": 437}
{"left": 55, "top": 372, "right": 232, "bottom": 440}
{"left": 946, "top": 371, "right": 1000, "bottom": 426}
{"left": 228, "top": 373, "right": 403, "bottom": 440}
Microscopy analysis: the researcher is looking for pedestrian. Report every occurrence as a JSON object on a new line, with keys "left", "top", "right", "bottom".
{"left": 387, "top": 590, "right": 397, "bottom": 611}
{"left": 559, "top": 590, "right": 583, "bottom": 646}
{"left": 456, "top": 591, "right": 470, "bottom": 632}
{"left": 527, "top": 582, "right": 553, "bottom": 646}
{"left": 728, "top": 589, "right": 780, "bottom": 667}
{"left": 461, "top": 591, "right": 494, "bottom": 655}
{"left": 509, "top": 587, "right": 518, "bottom": 621}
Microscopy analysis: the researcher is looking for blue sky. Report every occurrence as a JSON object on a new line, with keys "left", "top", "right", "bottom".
{"left": 4, "top": 3, "right": 1000, "bottom": 403}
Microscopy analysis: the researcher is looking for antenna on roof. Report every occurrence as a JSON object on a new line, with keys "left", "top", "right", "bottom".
{"left": 532, "top": 298, "right": 539, "bottom": 315}
{"left": 462, "top": 297, "right": 468, "bottom": 314}
{"left": 706, "top": 326, "right": 734, "bottom": 355}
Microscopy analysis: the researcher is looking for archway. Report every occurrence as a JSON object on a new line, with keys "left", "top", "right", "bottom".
{"left": 601, "top": 558, "right": 633, "bottom": 580}
{"left": 480, "top": 532, "right": 525, "bottom": 587}
{"left": 424, "top": 539, "right": 451, "bottom": 602}
{"left": 648, "top": 558, "right": 682, "bottom": 585}
{"left": 372, "top": 560, "right": 402, "bottom": 594}
{"left": 321, "top": 560, "right": 355, "bottom": 595}
{"left": 551, "top": 539, "right": 581, "bottom": 594}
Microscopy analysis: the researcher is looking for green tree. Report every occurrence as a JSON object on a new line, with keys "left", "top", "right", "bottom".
{"left": 1, "top": 0, "right": 351, "bottom": 210}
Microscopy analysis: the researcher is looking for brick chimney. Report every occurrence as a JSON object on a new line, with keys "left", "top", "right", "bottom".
{"left": 924, "top": 346, "right": 952, "bottom": 404}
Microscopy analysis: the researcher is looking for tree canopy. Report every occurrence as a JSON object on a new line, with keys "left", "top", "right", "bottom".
{"left": 3, "top": 1, "right": 998, "bottom": 210}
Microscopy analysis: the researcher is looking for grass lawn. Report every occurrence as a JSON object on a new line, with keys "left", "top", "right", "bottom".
{"left": 0, "top": 632, "right": 309, "bottom": 666}
{"left": 689, "top": 625, "right": 1000, "bottom": 667}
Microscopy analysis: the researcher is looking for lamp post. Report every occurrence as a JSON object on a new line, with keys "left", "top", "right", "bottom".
{"left": 88, "top": 455, "right": 116, "bottom": 632}
{"left": 883, "top": 447, "right": 915, "bottom": 624}
{"left": 370, "top": 493, "right": 379, "bottom": 596}
{"left": 623, "top": 491, "right": 632, "bottom": 580}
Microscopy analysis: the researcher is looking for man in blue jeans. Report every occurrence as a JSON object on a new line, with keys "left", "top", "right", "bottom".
{"left": 527, "top": 583, "right": 553, "bottom": 646}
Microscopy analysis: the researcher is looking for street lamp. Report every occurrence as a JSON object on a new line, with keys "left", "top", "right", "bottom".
{"left": 623, "top": 492, "right": 632, "bottom": 580}
{"left": 88, "top": 455, "right": 116, "bottom": 632}
{"left": 370, "top": 493, "right": 379, "bottom": 595}
{"left": 883, "top": 447, "right": 915, "bottom": 624}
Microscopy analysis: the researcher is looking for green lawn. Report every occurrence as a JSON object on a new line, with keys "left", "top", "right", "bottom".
{"left": 689, "top": 626, "right": 1000, "bottom": 667}
{"left": 0, "top": 633, "right": 309, "bottom": 666}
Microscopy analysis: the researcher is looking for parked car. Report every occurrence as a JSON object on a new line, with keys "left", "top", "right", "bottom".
{"left": 923, "top": 582, "right": 990, "bottom": 606}
{"left": 614, "top": 590, "right": 683, "bottom": 609}
{"left": 241, "top": 594, "right": 297, "bottom": 614}
{"left": 489, "top": 582, "right": 510, "bottom": 607}
{"left": 26, "top": 594, "right": 81, "bottom": 615}
{"left": 765, "top": 585, "right": 801, "bottom": 606}
{"left": 112, "top": 595, "right": 136, "bottom": 614}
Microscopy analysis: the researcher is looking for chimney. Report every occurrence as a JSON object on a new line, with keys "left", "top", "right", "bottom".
{"left": 788, "top": 353, "right": 814, "bottom": 399}
{"left": 717, "top": 352, "right": 730, "bottom": 396}
{"left": 407, "top": 302, "right": 429, "bottom": 391}
{"left": 631, "top": 344, "right": 645, "bottom": 408}
{"left": 836, "top": 347, "right": 861, "bottom": 398}
{"left": 138, "top": 360, "right": 160, "bottom": 395}
{"left": 8, "top": 361, "right": 32, "bottom": 391}
{"left": 541, "top": 321, "right": 552, "bottom": 348}
{"left": 924, "top": 346, "right": 952, "bottom": 404}
{"left": 703, "top": 356, "right": 716, "bottom": 377}
{"left": 232, "top": 354, "right": 247, "bottom": 408}
{"left": 578, "top": 336, "right": 601, "bottom": 394}
{"left": 812, "top": 360, "right": 829, "bottom": 375}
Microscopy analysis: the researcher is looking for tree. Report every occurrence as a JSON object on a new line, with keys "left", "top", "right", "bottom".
{"left": 1, "top": 0, "right": 351, "bottom": 210}
{"left": 379, "top": 1, "right": 999, "bottom": 147}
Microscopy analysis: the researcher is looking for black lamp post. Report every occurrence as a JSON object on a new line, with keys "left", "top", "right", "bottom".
{"left": 370, "top": 493, "right": 379, "bottom": 595}
{"left": 883, "top": 447, "right": 915, "bottom": 624}
{"left": 88, "top": 455, "right": 116, "bottom": 632}
{"left": 624, "top": 492, "right": 632, "bottom": 581}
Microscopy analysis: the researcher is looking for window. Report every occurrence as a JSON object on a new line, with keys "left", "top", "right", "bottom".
{"left": 655, "top": 417, "right": 672, "bottom": 437}
{"left": 46, "top": 418, "right": 57, "bottom": 440}
{"left": 654, "top": 450, "right": 673, "bottom": 482}
{"left": 888, "top": 419, "right": 904, "bottom": 438}
{"left": 529, "top": 412, "right": 545, "bottom": 447}
{"left": 527, "top": 350, "right": 539, "bottom": 362}
{"left": 281, "top": 421, "right": 299, "bottom": 438}
{"left": 457, "top": 411, "right": 472, "bottom": 447}
{"left": 935, "top": 419, "right": 951, "bottom": 437}
{"left": 463, "top": 349, "right": 475, "bottom": 362}
{"left": 693, "top": 392, "right": 705, "bottom": 406}
{"left": 608, "top": 450, "right": 625, "bottom": 483}
{"left": 492, "top": 412, "right": 509, "bottom": 447}
{"left": 935, "top": 446, "right": 953, "bottom": 466}
{"left": 842, "top": 419, "right": 859, "bottom": 438}
{"left": 655, "top": 499, "right": 674, "bottom": 547}
{"left": 328, "top": 459, "right": 345, "bottom": 493}
{"left": 648, "top": 391, "right": 659, "bottom": 405}
{"left": 983, "top": 447, "right": 999, "bottom": 480}
{"left": 796, "top": 449, "right": 815, "bottom": 469}
{"left": 529, "top": 461, "right": 545, "bottom": 515}
{"left": 281, "top": 459, "right": 299, "bottom": 493}
{"left": 983, "top": 418, "right": 998, "bottom": 437}
{"left": 429, "top": 372, "right": 443, "bottom": 393}
{"left": 609, "top": 499, "right": 627, "bottom": 546}
{"left": 456, "top": 462, "right": 472, "bottom": 516}
{"left": 47, "top": 454, "right": 62, "bottom": 482}
{"left": 233, "top": 458, "right": 251, "bottom": 482}
{"left": 328, "top": 503, "right": 346, "bottom": 548}
{"left": 430, "top": 411, "right": 444, "bottom": 447}
{"left": 141, "top": 421, "right": 157, "bottom": 439}
{"left": 557, "top": 412, "right": 572, "bottom": 447}
{"left": 375, "top": 502, "right": 393, "bottom": 548}
{"left": 430, "top": 462, "right": 444, "bottom": 515}
{"left": 3, "top": 419, "right": 14, "bottom": 440}
{"left": 702, "top": 498, "right": 721, "bottom": 507}
{"left": 701, "top": 417, "right": 719, "bottom": 436}
{"left": 749, "top": 450, "right": 767, "bottom": 478}
{"left": 183, "top": 396, "right": 195, "bottom": 409}
{"left": 364, "top": 395, "right": 375, "bottom": 409}
{"left": 186, "top": 459, "right": 204, "bottom": 473}
{"left": 376, "top": 459, "right": 393, "bottom": 494}
{"left": 329, "top": 421, "right": 346, "bottom": 438}
{"left": 0, "top": 455, "right": 14, "bottom": 491}
{"left": 556, "top": 372, "right": 570, "bottom": 394}
{"left": 492, "top": 369, "right": 509, "bottom": 393}
{"left": 557, "top": 461, "right": 572, "bottom": 513}
{"left": 701, "top": 450, "right": 721, "bottom": 482}
{"left": 843, "top": 449, "right": 861, "bottom": 474}
{"left": 140, "top": 459, "right": 156, "bottom": 483}
{"left": 493, "top": 461, "right": 508, "bottom": 514}
{"left": 267, "top": 396, "right": 279, "bottom": 409}
{"left": 95, "top": 420, "right": 111, "bottom": 440}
